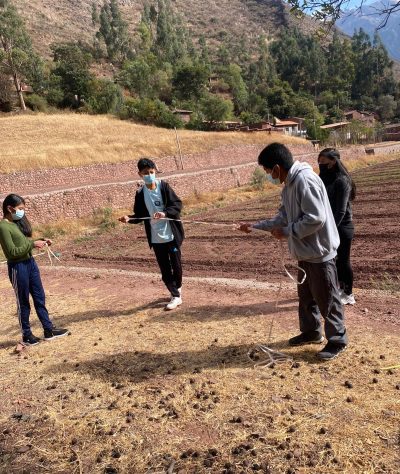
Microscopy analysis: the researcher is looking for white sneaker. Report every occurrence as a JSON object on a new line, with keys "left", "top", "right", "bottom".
{"left": 165, "top": 296, "right": 182, "bottom": 311}
{"left": 341, "top": 293, "right": 356, "bottom": 305}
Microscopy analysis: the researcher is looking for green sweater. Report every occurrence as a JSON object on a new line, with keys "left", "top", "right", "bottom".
{"left": 0, "top": 219, "right": 34, "bottom": 263}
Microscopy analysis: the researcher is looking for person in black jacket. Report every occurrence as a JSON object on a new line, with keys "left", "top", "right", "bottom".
{"left": 318, "top": 148, "right": 356, "bottom": 305}
{"left": 119, "top": 158, "right": 185, "bottom": 310}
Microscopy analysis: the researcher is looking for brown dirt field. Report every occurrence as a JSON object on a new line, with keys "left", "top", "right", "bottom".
{"left": 59, "top": 158, "right": 400, "bottom": 291}
{"left": 0, "top": 158, "right": 399, "bottom": 474}
{"left": 0, "top": 267, "right": 399, "bottom": 474}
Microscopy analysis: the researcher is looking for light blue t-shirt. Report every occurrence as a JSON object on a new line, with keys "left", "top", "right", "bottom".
{"left": 143, "top": 181, "right": 174, "bottom": 244}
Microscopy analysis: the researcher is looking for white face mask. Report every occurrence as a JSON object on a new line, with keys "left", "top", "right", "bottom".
{"left": 11, "top": 209, "right": 25, "bottom": 221}
{"left": 267, "top": 166, "right": 281, "bottom": 185}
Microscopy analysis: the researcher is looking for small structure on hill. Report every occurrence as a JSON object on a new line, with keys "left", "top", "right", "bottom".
{"left": 383, "top": 123, "right": 400, "bottom": 141}
{"left": 172, "top": 109, "right": 193, "bottom": 123}
{"left": 344, "top": 110, "right": 376, "bottom": 126}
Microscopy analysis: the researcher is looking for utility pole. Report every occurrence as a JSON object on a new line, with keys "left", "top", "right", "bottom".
{"left": 174, "top": 127, "right": 184, "bottom": 170}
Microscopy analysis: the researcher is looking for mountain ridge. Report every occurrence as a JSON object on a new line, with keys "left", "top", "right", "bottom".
{"left": 337, "top": 0, "right": 400, "bottom": 61}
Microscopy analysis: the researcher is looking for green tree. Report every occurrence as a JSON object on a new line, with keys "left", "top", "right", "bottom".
{"left": 325, "top": 33, "right": 355, "bottom": 95}
{"left": 118, "top": 53, "right": 172, "bottom": 100}
{"left": 377, "top": 94, "right": 397, "bottom": 121}
{"left": 0, "top": 71, "right": 12, "bottom": 111}
{"left": 88, "top": 78, "right": 123, "bottom": 114}
{"left": 97, "top": 0, "right": 130, "bottom": 62}
{"left": 50, "top": 43, "right": 93, "bottom": 106}
{"left": 121, "top": 96, "right": 183, "bottom": 128}
{"left": 223, "top": 64, "right": 248, "bottom": 113}
{"left": 351, "top": 29, "right": 394, "bottom": 101}
{"left": 172, "top": 63, "right": 208, "bottom": 101}
{"left": 0, "top": 1, "right": 37, "bottom": 109}
{"left": 200, "top": 93, "right": 233, "bottom": 124}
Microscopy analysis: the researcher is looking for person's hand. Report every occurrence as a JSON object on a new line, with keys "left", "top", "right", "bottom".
{"left": 238, "top": 222, "right": 253, "bottom": 233}
{"left": 43, "top": 238, "right": 52, "bottom": 246}
{"left": 118, "top": 215, "right": 130, "bottom": 224}
{"left": 34, "top": 240, "right": 47, "bottom": 249}
{"left": 153, "top": 212, "right": 166, "bottom": 219}
{"left": 271, "top": 227, "right": 286, "bottom": 240}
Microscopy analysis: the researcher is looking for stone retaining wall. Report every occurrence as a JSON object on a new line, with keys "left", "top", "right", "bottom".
{"left": 0, "top": 143, "right": 317, "bottom": 196}
{"left": 2, "top": 145, "right": 368, "bottom": 224}
{"left": 366, "top": 142, "right": 400, "bottom": 155}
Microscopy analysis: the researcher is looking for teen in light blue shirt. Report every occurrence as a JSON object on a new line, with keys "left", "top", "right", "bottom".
{"left": 143, "top": 181, "right": 174, "bottom": 244}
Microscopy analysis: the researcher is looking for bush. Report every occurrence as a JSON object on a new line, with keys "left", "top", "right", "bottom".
{"left": 93, "top": 207, "right": 116, "bottom": 231}
{"left": 200, "top": 94, "right": 234, "bottom": 124}
{"left": 120, "top": 97, "right": 183, "bottom": 129}
{"left": 25, "top": 94, "right": 48, "bottom": 112}
{"left": 251, "top": 167, "right": 267, "bottom": 190}
{"left": 88, "top": 79, "right": 124, "bottom": 114}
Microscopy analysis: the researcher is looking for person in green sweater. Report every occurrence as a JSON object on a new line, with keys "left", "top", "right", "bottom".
{"left": 0, "top": 194, "right": 68, "bottom": 346}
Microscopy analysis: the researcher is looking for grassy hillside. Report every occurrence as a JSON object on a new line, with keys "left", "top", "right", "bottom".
{"left": 12, "top": 0, "right": 319, "bottom": 59}
{"left": 0, "top": 113, "right": 306, "bottom": 173}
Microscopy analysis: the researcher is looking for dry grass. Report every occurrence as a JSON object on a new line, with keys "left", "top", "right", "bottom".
{"left": 0, "top": 269, "right": 399, "bottom": 474}
{"left": 0, "top": 114, "right": 305, "bottom": 174}
{"left": 343, "top": 153, "right": 400, "bottom": 173}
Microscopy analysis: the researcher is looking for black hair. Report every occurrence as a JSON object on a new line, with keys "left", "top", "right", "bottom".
{"left": 318, "top": 148, "right": 356, "bottom": 201}
{"left": 2, "top": 194, "right": 33, "bottom": 237}
{"left": 137, "top": 158, "right": 156, "bottom": 172}
{"left": 257, "top": 143, "right": 294, "bottom": 171}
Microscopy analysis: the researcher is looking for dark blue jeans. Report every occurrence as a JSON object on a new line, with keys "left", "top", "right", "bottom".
{"left": 8, "top": 258, "right": 53, "bottom": 337}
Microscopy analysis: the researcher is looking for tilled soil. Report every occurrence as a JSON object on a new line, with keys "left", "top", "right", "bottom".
{"left": 61, "top": 159, "right": 400, "bottom": 291}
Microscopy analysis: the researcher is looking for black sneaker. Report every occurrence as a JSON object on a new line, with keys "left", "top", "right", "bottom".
{"left": 44, "top": 328, "right": 69, "bottom": 341}
{"left": 22, "top": 334, "right": 41, "bottom": 346}
{"left": 289, "top": 333, "right": 324, "bottom": 346}
{"left": 317, "top": 342, "right": 347, "bottom": 360}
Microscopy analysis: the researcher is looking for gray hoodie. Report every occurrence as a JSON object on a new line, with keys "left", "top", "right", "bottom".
{"left": 253, "top": 161, "right": 339, "bottom": 263}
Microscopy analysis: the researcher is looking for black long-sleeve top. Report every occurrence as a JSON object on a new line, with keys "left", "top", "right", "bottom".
{"left": 320, "top": 171, "right": 354, "bottom": 229}
{"left": 128, "top": 180, "right": 185, "bottom": 248}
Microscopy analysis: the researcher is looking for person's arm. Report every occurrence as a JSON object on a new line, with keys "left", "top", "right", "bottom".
{"left": 0, "top": 226, "right": 35, "bottom": 259}
{"left": 163, "top": 182, "right": 182, "bottom": 219}
{"left": 332, "top": 178, "right": 351, "bottom": 227}
{"left": 287, "top": 183, "right": 326, "bottom": 239}
{"left": 252, "top": 204, "right": 288, "bottom": 232}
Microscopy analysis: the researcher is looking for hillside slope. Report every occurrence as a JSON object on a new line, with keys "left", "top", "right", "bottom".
{"left": 14, "top": 0, "right": 319, "bottom": 58}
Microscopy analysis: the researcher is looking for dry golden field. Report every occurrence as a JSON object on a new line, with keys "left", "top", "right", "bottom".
{"left": 0, "top": 114, "right": 306, "bottom": 174}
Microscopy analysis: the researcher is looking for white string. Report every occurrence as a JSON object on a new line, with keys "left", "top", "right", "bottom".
{"left": 1, "top": 245, "right": 61, "bottom": 266}
{"left": 1, "top": 217, "right": 303, "bottom": 368}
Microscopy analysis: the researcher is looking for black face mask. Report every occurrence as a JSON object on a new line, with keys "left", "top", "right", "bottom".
{"left": 319, "top": 163, "right": 330, "bottom": 174}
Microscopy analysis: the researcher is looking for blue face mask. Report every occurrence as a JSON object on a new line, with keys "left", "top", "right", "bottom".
{"left": 267, "top": 166, "right": 281, "bottom": 185}
{"left": 12, "top": 209, "right": 25, "bottom": 221}
{"left": 143, "top": 173, "right": 156, "bottom": 185}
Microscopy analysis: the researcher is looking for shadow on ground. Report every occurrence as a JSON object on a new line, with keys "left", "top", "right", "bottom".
{"left": 51, "top": 341, "right": 326, "bottom": 384}
{"left": 57, "top": 299, "right": 299, "bottom": 325}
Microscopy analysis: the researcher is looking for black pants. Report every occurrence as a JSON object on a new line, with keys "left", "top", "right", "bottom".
{"left": 152, "top": 241, "right": 182, "bottom": 297}
{"left": 298, "top": 258, "right": 348, "bottom": 346}
{"left": 337, "top": 226, "right": 354, "bottom": 295}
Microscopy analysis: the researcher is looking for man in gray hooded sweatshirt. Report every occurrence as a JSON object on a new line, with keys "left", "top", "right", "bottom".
{"left": 239, "top": 143, "right": 348, "bottom": 360}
